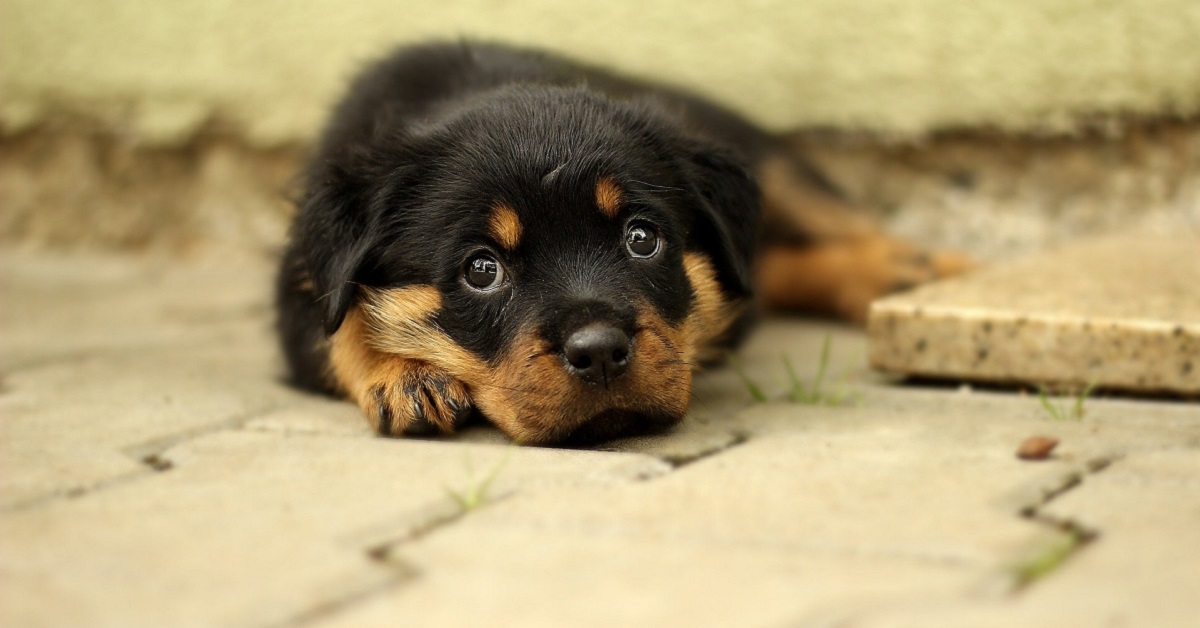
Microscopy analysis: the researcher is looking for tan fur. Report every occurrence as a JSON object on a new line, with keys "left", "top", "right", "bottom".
{"left": 757, "top": 154, "right": 879, "bottom": 242}
{"left": 475, "top": 254, "right": 743, "bottom": 443}
{"left": 595, "top": 177, "right": 623, "bottom": 218}
{"left": 474, "top": 322, "right": 692, "bottom": 444}
{"left": 330, "top": 286, "right": 477, "bottom": 434}
{"left": 757, "top": 237, "right": 975, "bottom": 323}
{"left": 679, "top": 252, "right": 746, "bottom": 363}
{"left": 755, "top": 154, "right": 975, "bottom": 321}
{"left": 333, "top": 262, "right": 748, "bottom": 442}
{"left": 350, "top": 285, "right": 690, "bottom": 443}
{"left": 329, "top": 307, "right": 388, "bottom": 403}
{"left": 356, "top": 286, "right": 490, "bottom": 381}
{"left": 488, "top": 203, "right": 523, "bottom": 251}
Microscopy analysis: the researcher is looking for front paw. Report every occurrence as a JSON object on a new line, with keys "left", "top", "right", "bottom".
{"left": 367, "top": 362, "right": 472, "bottom": 437}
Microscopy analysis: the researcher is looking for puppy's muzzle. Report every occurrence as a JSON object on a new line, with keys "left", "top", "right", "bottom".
{"left": 561, "top": 323, "right": 630, "bottom": 387}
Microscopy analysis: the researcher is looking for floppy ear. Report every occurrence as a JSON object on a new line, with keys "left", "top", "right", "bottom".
{"left": 292, "top": 117, "right": 430, "bottom": 335}
{"left": 290, "top": 132, "right": 422, "bottom": 338}
{"left": 679, "top": 141, "right": 761, "bottom": 297}
{"left": 291, "top": 173, "right": 384, "bottom": 336}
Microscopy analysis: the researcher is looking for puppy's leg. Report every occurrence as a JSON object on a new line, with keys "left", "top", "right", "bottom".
{"left": 757, "top": 154, "right": 882, "bottom": 243}
{"left": 755, "top": 153, "right": 974, "bottom": 322}
{"left": 329, "top": 309, "right": 472, "bottom": 436}
{"left": 757, "top": 238, "right": 974, "bottom": 323}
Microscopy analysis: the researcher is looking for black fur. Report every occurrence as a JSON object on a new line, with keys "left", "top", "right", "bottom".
{"left": 277, "top": 40, "right": 770, "bottom": 398}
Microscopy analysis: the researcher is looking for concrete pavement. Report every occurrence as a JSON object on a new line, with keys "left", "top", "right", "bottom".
{"left": 2, "top": 249, "right": 1198, "bottom": 627}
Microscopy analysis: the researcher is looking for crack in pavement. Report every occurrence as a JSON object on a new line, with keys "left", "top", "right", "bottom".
{"left": 0, "top": 468, "right": 156, "bottom": 513}
{"left": 6, "top": 401, "right": 747, "bottom": 621}
{"left": 0, "top": 404, "right": 281, "bottom": 513}
{"left": 121, "top": 402, "right": 281, "bottom": 466}
{"left": 1007, "top": 454, "right": 1120, "bottom": 592}
{"left": 270, "top": 493, "right": 515, "bottom": 628}
{"left": 256, "top": 566, "right": 418, "bottom": 628}
{"left": 660, "top": 430, "right": 752, "bottom": 469}
{"left": 269, "top": 432, "right": 752, "bottom": 626}
{"left": 358, "top": 490, "right": 518, "bottom": 561}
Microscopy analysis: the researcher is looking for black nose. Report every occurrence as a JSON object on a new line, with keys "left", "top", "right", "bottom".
{"left": 562, "top": 324, "right": 631, "bottom": 386}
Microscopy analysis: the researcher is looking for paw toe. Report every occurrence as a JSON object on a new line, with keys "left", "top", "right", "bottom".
{"left": 369, "top": 385, "right": 392, "bottom": 437}
{"left": 367, "top": 366, "right": 472, "bottom": 437}
{"left": 930, "top": 250, "right": 977, "bottom": 277}
{"left": 400, "top": 410, "right": 439, "bottom": 436}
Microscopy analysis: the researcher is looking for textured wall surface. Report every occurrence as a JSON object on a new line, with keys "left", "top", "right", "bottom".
{"left": 4, "top": 0, "right": 1200, "bottom": 144}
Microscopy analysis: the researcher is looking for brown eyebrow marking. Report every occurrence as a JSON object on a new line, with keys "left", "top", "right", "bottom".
{"left": 595, "top": 177, "right": 622, "bottom": 218}
{"left": 488, "top": 203, "right": 523, "bottom": 250}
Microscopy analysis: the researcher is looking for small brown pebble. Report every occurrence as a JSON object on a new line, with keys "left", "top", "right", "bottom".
{"left": 1017, "top": 436, "right": 1059, "bottom": 460}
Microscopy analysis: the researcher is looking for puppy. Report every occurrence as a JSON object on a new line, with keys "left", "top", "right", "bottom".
{"left": 277, "top": 41, "right": 968, "bottom": 445}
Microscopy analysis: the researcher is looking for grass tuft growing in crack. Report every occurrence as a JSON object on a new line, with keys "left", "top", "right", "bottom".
{"left": 445, "top": 448, "right": 512, "bottom": 513}
{"left": 1009, "top": 528, "right": 1091, "bottom": 589}
{"left": 729, "top": 355, "right": 768, "bottom": 403}
{"left": 1008, "top": 454, "right": 1113, "bottom": 592}
{"left": 784, "top": 335, "right": 861, "bottom": 406}
{"left": 1037, "top": 380, "right": 1096, "bottom": 421}
{"left": 731, "top": 334, "right": 860, "bottom": 406}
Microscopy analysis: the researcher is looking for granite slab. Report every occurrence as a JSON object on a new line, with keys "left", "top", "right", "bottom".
{"left": 868, "top": 230, "right": 1200, "bottom": 395}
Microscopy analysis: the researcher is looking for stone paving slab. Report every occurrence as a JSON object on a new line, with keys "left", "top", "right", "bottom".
{"left": 319, "top": 391, "right": 1200, "bottom": 628}
{"left": 0, "top": 430, "right": 669, "bottom": 628}
{"left": 1020, "top": 449, "right": 1200, "bottom": 628}
{"left": 868, "top": 230, "right": 1200, "bottom": 395}
{"left": 855, "top": 449, "right": 1200, "bottom": 628}
{"left": 0, "top": 349, "right": 284, "bottom": 509}
{"left": 325, "top": 525, "right": 971, "bottom": 628}
{"left": 0, "top": 250, "right": 276, "bottom": 369}
{"left": 2, "top": 251, "right": 1199, "bottom": 627}
{"left": 438, "top": 420, "right": 1054, "bottom": 566}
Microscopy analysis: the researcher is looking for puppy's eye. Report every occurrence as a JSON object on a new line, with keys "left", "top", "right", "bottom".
{"left": 625, "top": 221, "right": 661, "bottom": 259}
{"left": 464, "top": 254, "right": 506, "bottom": 291}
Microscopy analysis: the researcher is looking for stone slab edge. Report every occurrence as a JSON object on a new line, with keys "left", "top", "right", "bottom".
{"left": 868, "top": 303, "right": 1200, "bottom": 396}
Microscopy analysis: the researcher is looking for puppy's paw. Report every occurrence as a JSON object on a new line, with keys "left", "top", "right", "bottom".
{"left": 759, "top": 236, "right": 978, "bottom": 324}
{"left": 363, "top": 360, "right": 472, "bottom": 437}
{"left": 836, "top": 238, "right": 976, "bottom": 322}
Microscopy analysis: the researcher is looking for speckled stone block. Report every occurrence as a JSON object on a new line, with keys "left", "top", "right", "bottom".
{"left": 868, "top": 231, "right": 1200, "bottom": 395}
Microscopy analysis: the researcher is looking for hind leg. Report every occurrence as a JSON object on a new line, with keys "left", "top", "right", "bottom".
{"left": 753, "top": 153, "right": 974, "bottom": 322}
{"left": 757, "top": 238, "right": 974, "bottom": 323}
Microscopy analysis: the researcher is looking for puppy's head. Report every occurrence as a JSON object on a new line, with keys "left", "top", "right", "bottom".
{"left": 296, "top": 86, "right": 758, "bottom": 444}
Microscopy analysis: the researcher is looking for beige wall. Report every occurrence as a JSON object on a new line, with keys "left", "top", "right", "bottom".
{"left": 4, "top": 0, "right": 1200, "bottom": 145}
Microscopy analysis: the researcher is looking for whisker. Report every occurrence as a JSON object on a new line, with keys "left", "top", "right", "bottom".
{"left": 465, "top": 380, "right": 543, "bottom": 395}
{"left": 687, "top": 389, "right": 712, "bottom": 413}
{"left": 656, "top": 359, "right": 698, "bottom": 368}
{"left": 629, "top": 179, "right": 684, "bottom": 192}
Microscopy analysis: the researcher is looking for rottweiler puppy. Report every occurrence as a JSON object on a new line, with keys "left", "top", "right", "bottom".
{"left": 277, "top": 41, "right": 968, "bottom": 445}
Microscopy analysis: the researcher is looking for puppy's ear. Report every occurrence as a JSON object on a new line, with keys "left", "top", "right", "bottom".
{"left": 680, "top": 141, "right": 761, "bottom": 297}
{"left": 291, "top": 180, "right": 382, "bottom": 336}
{"left": 293, "top": 119, "right": 427, "bottom": 335}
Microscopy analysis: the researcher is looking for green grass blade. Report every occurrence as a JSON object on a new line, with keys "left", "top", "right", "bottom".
{"left": 1037, "top": 385, "right": 1063, "bottom": 421}
{"left": 1072, "top": 380, "right": 1097, "bottom": 420}
{"left": 1011, "top": 531, "right": 1085, "bottom": 588}
{"left": 729, "top": 355, "right": 768, "bottom": 403}
{"left": 444, "top": 486, "right": 468, "bottom": 511}
{"left": 826, "top": 346, "right": 861, "bottom": 407}
{"left": 474, "top": 448, "right": 513, "bottom": 506}
{"left": 811, "top": 334, "right": 832, "bottom": 399}
{"left": 781, "top": 353, "right": 806, "bottom": 403}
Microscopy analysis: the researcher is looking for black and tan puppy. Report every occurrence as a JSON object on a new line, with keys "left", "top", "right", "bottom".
{"left": 277, "top": 41, "right": 968, "bottom": 445}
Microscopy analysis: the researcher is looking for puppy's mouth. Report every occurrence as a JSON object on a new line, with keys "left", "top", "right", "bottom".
{"left": 559, "top": 408, "right": 682, "bottom": 447}
{"left": 468, "top": 323, "right": 694, "bottom": 446}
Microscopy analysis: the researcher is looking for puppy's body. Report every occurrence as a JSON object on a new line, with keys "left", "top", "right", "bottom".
{"left": 278, "top": 41, "right": 966, "bottom": 444}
